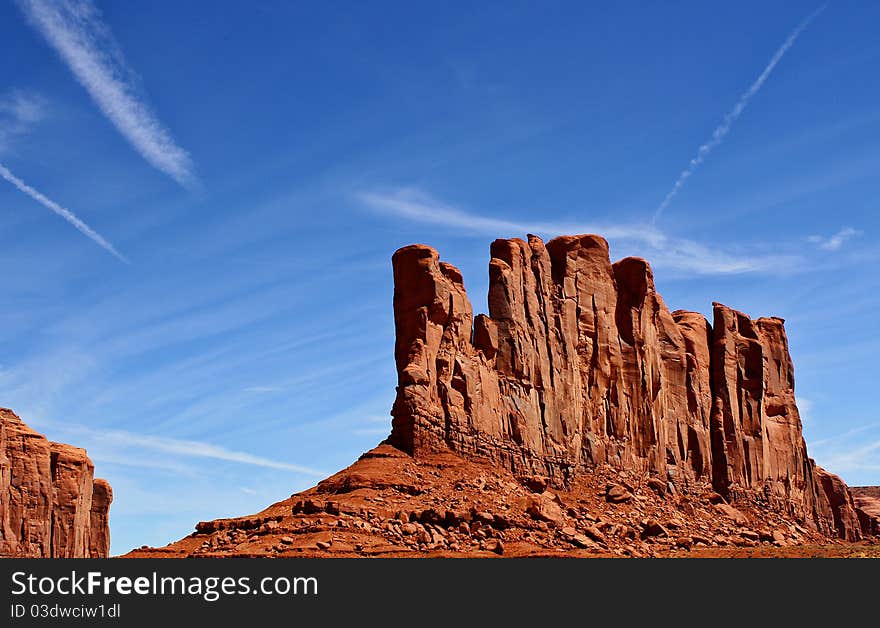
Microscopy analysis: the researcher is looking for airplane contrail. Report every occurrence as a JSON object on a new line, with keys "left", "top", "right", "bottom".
{"left": 16, "top": 0, "right": 197, "bottom": 188}
{"left": 653, "top": 5, "right": 826, "bottom": 222}
{"left": 0, "top": 163, "right": 128, "bottom": 262}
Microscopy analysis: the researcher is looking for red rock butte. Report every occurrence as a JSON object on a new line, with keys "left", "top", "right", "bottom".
{"left": 387, "top": 233, "right": 870, "bottom": 540}
{"left": 1, "top": 408, "right": 112, "bottom": 557}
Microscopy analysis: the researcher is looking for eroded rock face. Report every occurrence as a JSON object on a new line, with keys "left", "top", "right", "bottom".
{"left": 388, "top": 234, "right": 866, "bottom": 539}
{"left": 815, "top": 467, "right": 863, "bottom": 541}
{"left": 390, "top": 236, "right": 709, "bottom": 485}
{"left": 89, "top": 479, "right": 113, "bottom": 558}
{"left": 0, "top": 408, "right": 112, "bottom": 557}
{"left": 709, "top": 308, "right": 829, "bottom": 530}
{"left": 850, "top": 487, "right": 880, "bottom": 537}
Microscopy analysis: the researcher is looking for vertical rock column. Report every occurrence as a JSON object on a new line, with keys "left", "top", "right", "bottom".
{"left": 755, "top": 317, "right": 827, "bottom": 526}
{"left": 48, "top": 443, "right": 95, "bottom": 558}
{"left": 89, "top": 479, "right": 113, "bottom": 558}
{"left": 389, "top": 245, "right": 477, "bottom": 456}
{"left": 672, "top": 310, "right": 714, "bottom": 481}
{"left": 709, "top": 304, "right": 766, "bottom": 496}
{"left": 1, "top": 408, "right": 53, "bottom": 557}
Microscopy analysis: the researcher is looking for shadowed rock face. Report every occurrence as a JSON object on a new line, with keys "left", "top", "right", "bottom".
{"left": 0, "top": 408, "right": 112, "bottom": 557}
{"left": 388, "top": 234, "right": 867, "bottom": 539}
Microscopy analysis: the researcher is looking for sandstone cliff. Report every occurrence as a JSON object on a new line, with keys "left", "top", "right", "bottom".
{"left": 388, "top": 234, "right": 870, "bottom": 539}
{"left": 0, "top": 408, "right": 112, "bottom": 557}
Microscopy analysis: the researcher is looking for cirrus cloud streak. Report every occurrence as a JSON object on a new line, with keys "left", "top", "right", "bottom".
{"left": 16, "top": 0, "right": 196, "bottom": 187}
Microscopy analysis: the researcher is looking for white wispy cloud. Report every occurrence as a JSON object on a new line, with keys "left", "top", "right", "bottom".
{"left": 358, "top": 187, "right": 798, "bottom": 275}
{"left": 653, "top": 5, "right": 826, "bottom": 221}
{"left": 809, "top": 423, "right": 880, "bottom": 449}
{"left": 807, "top": 419, "right": 880, "bottom": 478}
{"left": 242, "top": 386, "right": 282, "bottom": 393}
{"left": 807, "top": 226, "right": 861, "bottom": 251}
{"left": 0, "top": 90, "right": 121, "bottom": 259}
{"left": 795, "top": 396, "right": 813, "bottom": 424}
{"left": 814, "top": 439, "right": 880, "bottom": 475}
{"left": 0, "top": 90, "right": 45, "bottom": 124}
{"left": 59, "top": 423, "right": 326, "bottom": 476}
{"left": 352, "top": 427, "right": 391, "bottom": 437}
{"left": 350, "top": 414, "right": 391, "bottom": 437}
{"left": 0, "top": 162, "right": 128, "bottom": 261}
{"left": 644, "top": 237, "right": 791, "bottom": 275}
{"left": 359, "top": 187, "right": 666, "bottom": 246}
{"left": 16, "top": 0, "right": 196, "bottom": 187}
{"left": 0, "top": 89, "right": 46, "bottom": 152}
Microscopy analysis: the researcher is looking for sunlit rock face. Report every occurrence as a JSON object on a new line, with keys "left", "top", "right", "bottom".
{"left": 1, "top": 407, "right": 112, "bottom": 557}
{"left": 388, "top": 234, "right": 862, "bottom": 538}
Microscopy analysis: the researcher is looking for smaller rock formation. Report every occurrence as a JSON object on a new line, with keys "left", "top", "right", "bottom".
{"left": 850, "top": 487, "right": 880, "bottom": 537}
{"left": 0, "top": 407, "right": 112, "bottom": 557}
{"left": 89, "top": 479, "right": 114, "bottom": 557}
{"left": 815, "top": 467, "right": 862, "bottom": 541}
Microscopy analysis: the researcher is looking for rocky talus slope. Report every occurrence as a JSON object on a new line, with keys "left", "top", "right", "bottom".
{"left": 123, "top": 234, "right": 877, "bottom": 557}
{"left": 1, "top": 408, "right": 112, "bottom": 557}
{"left": 125, "top": 444, "right": 877, "bottom": 558}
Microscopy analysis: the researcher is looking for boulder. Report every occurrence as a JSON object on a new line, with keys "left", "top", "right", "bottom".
{"left": 714, "top": 503, "right": 749, "bottom": 527}
{"left": 525, "top": 494, "right": 565, "bottom": 527}
{"left": 605, "top": 484, "right": 633, "bottom": 504}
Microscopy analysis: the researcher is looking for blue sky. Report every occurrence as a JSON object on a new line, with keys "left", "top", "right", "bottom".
{"left": 1, "top": 1, "right": 878, "bottom": 554}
